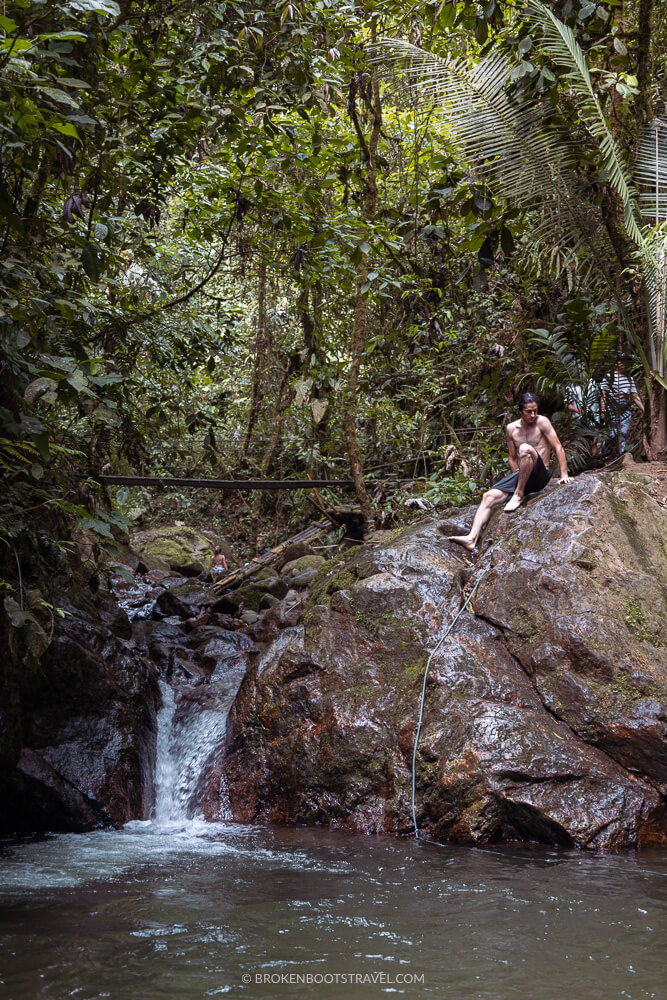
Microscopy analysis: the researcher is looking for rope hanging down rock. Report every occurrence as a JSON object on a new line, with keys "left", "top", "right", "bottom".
{"left": 410, "top": 566, "right": 489, "bottom": 841}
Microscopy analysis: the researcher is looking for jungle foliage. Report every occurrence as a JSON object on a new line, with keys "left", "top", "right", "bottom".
{"left": 1, "top": 0, "right": 666, "bottom": 624}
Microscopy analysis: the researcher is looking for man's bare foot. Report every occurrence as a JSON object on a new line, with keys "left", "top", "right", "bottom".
{"left": 447, "top": 535, "right": 476, "bottom": 551}
{"left": 503, "top": 494, "right": 523, "bottom": 513}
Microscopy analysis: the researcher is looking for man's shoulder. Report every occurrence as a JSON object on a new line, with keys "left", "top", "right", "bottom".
{"left": 506, "top": 417, "right": 521, "bottom": 433}
{"left": 536, "top": 414, "right": 554, "bottom": 430}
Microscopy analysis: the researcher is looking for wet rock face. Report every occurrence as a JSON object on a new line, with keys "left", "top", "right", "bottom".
{"left": 223, "top": 469, "right": 667, "bottom": 849}
{"left": 474, "top": 471, "right": 667, "bottom": 798}
{"left": 4, "top": 604, "right": 160, "bottom": 833}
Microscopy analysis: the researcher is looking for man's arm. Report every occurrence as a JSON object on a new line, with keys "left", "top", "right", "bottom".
{"left": 539, "top": 416, "right": 571, "bottom": 483}
{"left": 632, "top": 392, "right": 645, "bottom": 414}
{"left": 506, "top": 425, "right": 519, "bottom": 472}
{"left": 599, "top": 381, "right": 608, "bottom": 420}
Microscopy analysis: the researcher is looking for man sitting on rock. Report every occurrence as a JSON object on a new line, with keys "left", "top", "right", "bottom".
{"left": 447, "top": 392, "right": 571, "bottom": 551}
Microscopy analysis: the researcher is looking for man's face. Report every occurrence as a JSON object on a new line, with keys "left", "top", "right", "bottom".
{"left": 521, "top": 402, "right": 539, "bottom": 425}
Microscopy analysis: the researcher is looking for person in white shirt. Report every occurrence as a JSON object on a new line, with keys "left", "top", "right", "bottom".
{"left": 600, "top": 358, "right": 645, "bottom": 454}
{"left": 565, "top": 380, "right": 600, "bottom": 457}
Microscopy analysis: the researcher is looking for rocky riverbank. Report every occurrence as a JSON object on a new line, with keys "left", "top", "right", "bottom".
{"left": 3, "top": 464, "right": 666, "bottom": 848}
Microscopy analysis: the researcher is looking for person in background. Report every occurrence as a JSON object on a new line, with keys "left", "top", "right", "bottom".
{"left": 600, "top": 358, "right": 645, "bottom": 455}
{"left": 209, "top": 545, "right": 228, "bottom": 579}
{"left": 565, "top": 380, "right": 600, "bottom": 458}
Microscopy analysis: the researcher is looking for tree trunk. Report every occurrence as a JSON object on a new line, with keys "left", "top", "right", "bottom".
{"left": 249, "top": 361, "right": 294, "bottom": 550}
{"left": 259, "top": 363, "right": 293, "bottom": 478}
{"left": 344, "top": 60, "right": 382, "bottom": 529}
{"left": 241, "top": 259, "right": 269, "bottom": 461}
{"left": 635, "top": 0, "right": 655, "bottom": 124}
{"left": 646, "top": 381, "right": 667, "bottom": 460}
{"left": 298, "top": 285, "right": 330, "bottom": 476}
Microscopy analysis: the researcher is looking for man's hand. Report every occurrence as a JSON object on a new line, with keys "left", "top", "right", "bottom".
{"left": 558, "top": 475, "right": 572, "bottom": 484}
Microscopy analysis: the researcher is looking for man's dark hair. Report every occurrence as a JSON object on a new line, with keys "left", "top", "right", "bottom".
{"left": 517, "top": 391, "right": 539, "bottom": 411}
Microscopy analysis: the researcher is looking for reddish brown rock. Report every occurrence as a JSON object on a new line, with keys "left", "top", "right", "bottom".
{"left": 220, "top": 468, "right": 667, "bottom": 849}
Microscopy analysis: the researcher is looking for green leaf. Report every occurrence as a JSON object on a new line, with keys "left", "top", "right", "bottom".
{"left": 65, "top": 0, "right": 120, "bottom": 16}
{"left": 76, "top": 516, "right": 114, "bottom": 539}
{"left": 53, "top": 122, "right": 80, "bottom": 139}
{"left": 473, "top": 193, "right": 492, "bottom": 212}
{"left": 81, "top": 244, "right": 105, "bottom": 281}
{"left": 40, "top": 89, "right": 81, "bottom": 110}
{"left": 40, "top": 30, "right": 87, "bottom": 42}
{"left": 1, "top": 37, "right": 32, "bottom": 52}
{"left": 90, "top": 403, "right": 121, "bottom": 426}
{"left": 24, "top": 377, "right": 58, "bottom": 405}
{"left": 500, "top": 227, "right": 514, "bottom": 254}
{"left": 66, "top": 370, "right": 91, "bottom": 394}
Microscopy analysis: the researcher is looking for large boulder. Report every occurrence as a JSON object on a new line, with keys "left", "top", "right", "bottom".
{"left": 221, "top": 467, "right": 667, "bottom": 849}
{"left": 152, "top": 580, "right": 213, "bottom": 619}
{"left": 222, "top": 575, "right": 288, "bottom": 612}
{"left": 280, "top": 554, "right": 326, "bottom": 579}
{"left": 131, "top": 525, "right": 226, "bottom": 575}
{"left": 2, "top": 600, "right": 160, "bottom": 833}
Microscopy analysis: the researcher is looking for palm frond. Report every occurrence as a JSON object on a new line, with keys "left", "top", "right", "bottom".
{"left": 637, "top": 225, "right": 667, "bottom": 380}
{"left": 371, "top": 37, "right": 615, "bottom": 287}
{"left": 373, "top": 8, "right": 666, "bottom": 386}
{"left": 634, "top": 118, "right": 667, "bottom": 223}
{"left": 525, "top": 0, "right": 644, "bottom": 249}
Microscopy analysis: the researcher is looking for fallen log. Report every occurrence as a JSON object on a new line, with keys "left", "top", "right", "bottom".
{"left": 99, "top": 475, "right": 355, "bottom": 490}
{"left": 212, "top": 519, "right": 329, "bottom": 592}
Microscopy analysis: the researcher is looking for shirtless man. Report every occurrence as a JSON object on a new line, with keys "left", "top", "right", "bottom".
{"left": 447, "top": 392, "right": 571, "bottom": 551}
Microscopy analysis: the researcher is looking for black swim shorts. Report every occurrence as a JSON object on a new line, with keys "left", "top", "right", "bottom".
{"left": 492, "top": 454, "right": 551, "bottom": 496}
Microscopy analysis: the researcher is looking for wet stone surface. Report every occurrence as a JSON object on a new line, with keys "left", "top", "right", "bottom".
{"left": 222, "top": 467, "right": 667, "bottom": 849}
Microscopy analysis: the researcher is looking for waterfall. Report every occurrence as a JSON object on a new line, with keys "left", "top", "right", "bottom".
{"left": 153, "top": 681, "right": 185, "bottom": 826}
{"left": 152, "top": 663, "right": 244, "bottom": 827}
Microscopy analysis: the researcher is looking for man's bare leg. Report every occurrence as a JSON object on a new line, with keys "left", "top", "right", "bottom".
{"left": 447, "top": 489, "right": 508, "bottom": 550}
{"left": 504, "top": 444, "right": 537, "bottom": 513}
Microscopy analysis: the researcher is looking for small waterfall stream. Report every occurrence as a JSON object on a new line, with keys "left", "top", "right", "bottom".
{"left": 153, "top": 681, "right": 184, "bottom": 826}
{"left": 151, "top": 662, "right": 245, "bottom": 826}
{"left": 106, "top": 561, "right": 257, "bottom": 827}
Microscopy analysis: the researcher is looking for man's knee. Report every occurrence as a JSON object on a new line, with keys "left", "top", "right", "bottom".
{"left": 482, "top": 488, "right": 504, "bottom": 507}
{"left": 518, "top": 442, "right": 537, "bottom": 460}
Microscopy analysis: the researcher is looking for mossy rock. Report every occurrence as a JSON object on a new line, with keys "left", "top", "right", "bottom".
{"left": 131, "top": 526, "right": 221, "bottom": 574}
{"left": 275, "top": 542, "right": 314, "bottom": 571}
{"left": 230, "top": 580, "right": 278, "bottom": 612}
{"left": 281, "top": 554, "right": 326, "bottom": 579}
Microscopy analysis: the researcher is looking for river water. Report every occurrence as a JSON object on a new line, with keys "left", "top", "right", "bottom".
{"left": 2, "top": 643, "right": 665, "bottom": 999}
{"left": 0, "top": 820, "right": 665, "bottom": 1000}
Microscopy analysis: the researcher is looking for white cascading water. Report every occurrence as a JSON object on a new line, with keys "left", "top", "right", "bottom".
{"left": 152, "top": 676, "right": 238, "bottom": 827}
{"left": 153, "top": 681, "right": 185, "bottom": 826}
